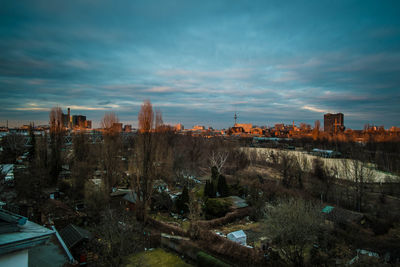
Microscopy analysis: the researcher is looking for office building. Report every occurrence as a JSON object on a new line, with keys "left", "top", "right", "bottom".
{"left": 124, "top": 124, "right": 132, "bottom": 132}
{"left": 324, "top": 113, "right": 344, "bottom": 133}
{"left": 72, "top": 115, "right": 86, "bottom": 128}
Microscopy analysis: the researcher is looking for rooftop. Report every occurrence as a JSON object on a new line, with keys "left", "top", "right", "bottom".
{"left": 0, "top": 208, "right": 54, "bottom": 255}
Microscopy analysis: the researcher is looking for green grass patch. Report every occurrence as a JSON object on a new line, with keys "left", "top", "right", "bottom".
{"left": 125, "top": 248, "right": 193, "bottom": 267}
{"left": 193, "top": 184, "right": 205, "bottom": 198}
{"left": 196, "top": 251, "right": 230, "bottom": 267}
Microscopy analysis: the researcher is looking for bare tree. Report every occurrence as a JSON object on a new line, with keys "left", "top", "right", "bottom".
{"left": 341, "top": 158, "right": 373, "bottom": 212}
{"left": 265, "top": 198, "right": 325, "bottom": 266}
{"left": 155, "top": 108, "right": 163, "bottom": 131}
{"left": 101, "top": 112, "right": 119, "bottom": 133}
{"left": 138, "top": 100, "right": 153, "bottom": 133}
{"left": 88, "top": 209, "right": 144, "bottom": 267}
{"left": 312, "top": 120, "right": 320, "bottom": 140}
{"left": 209, "top": 150, "right": 229, "bottom": 173}
{"left": 98, "top": 112, "right": 123, "bottom": 195}
{"left": 310, "top": 158, "right": 339, "bottom": 203}
{"left": 49, "top": 106, "right": 64, "bottom": 132}
{"left": 188, "top": 191, "right": 202, "bottom": 239}
{"left": 130, "top": 100, "right": 172, "bottom": 222}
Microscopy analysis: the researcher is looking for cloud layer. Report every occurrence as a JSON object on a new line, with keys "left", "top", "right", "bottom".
{"left": 1, "top": 0, "right": 399, "bottom": 128}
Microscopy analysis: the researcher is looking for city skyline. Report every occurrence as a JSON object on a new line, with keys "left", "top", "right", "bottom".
{"left": 1, "top": 1, "right": 400, "bottom": 129}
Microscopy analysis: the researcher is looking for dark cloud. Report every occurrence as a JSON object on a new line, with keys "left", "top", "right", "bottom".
{"left": 0, "top": 0, "right": 399, "bottom": 129}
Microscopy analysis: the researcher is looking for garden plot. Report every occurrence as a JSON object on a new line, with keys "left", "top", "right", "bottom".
{"left": 213, "top": 217, "right": 268, "bottom": 249}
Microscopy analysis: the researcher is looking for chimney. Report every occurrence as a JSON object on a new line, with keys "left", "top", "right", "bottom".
{"left": 67, "top": 108, "right": 71, "bottom": 128}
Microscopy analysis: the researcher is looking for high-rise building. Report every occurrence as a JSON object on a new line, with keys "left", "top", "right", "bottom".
{"left": 324, "top": 113, "right": 344, "bottom": 133}
{"left": 234, "top": 123, "right": 252, "bottom": 133}
{"left": 175, "top": 123, "right": 184, "bottom": 131}
{"left": 62, "top": 108, "right": 71, "bottom": 128}
{"left": 72, "top": 115, "right": 86, "bottom": 128}
{"left": 124, "top": 124, "right": 132, "bottom": 132}
{"left": 112, "top": 122, "right": 123, "bottom": 132}
{"left": 85, "top": 120, "right": 92, "bottom": 129}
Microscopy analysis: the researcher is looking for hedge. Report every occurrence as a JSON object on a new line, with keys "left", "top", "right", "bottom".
{"left": 196, "top": 251, "right": 231, "bottom": 267}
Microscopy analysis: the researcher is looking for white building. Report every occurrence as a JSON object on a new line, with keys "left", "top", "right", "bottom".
{"left": 0, "top": 209, "right": 54, "bottom": 267}
{"left": 227, "top": 230, "right": 247, "bottom": 246}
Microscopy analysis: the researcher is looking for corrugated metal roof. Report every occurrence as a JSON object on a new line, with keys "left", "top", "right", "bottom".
{"left": 322, "top": 205, "right": 335, "bottom": 214}
{"left": 0, "top": 209, "right": 54, "bottom": 255}
{"left": 59, "top": 225, "right": 92, "bottom": 249}
{"left": 228, "top": 230, "right": 246, "bottom": 239}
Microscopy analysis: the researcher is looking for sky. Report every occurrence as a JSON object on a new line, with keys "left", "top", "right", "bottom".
{"left": 1, "top": 0, "right": 399, "bottom": 129}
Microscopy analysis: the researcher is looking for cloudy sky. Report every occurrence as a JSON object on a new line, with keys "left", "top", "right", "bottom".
{"left": 1, "top": 0, "right": 399, "bottom": 129}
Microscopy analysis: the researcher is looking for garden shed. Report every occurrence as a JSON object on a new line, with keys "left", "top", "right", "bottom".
{"left": 227, "top": 230, "right": 246, "bottom": 246}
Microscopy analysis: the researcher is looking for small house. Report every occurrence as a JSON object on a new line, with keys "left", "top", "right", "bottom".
{"left": 322, "top": 205, "right": 364, "bottom": 226}
{"left": 59, "top": 224, "right": 93, "bottom": 265}
{"left": 227, "top": 230, "right": 247, "bottom": 246}
{"left": 123, "top": 191, "right": 138, "bottom": 211}
{"left": 225, "top": 196, "right": 248, "bottom": 210}
{"left": 1, "top": 164, "right": 14, "bottom": 183}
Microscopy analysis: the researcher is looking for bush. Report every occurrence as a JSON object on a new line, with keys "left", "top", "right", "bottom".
{"left": 151, "top": 191, "right": 173, "bottom": 211}
{"left": 196, "top": 251, "right": 230, "bottom": 267}
{"left": 204, "top": 198, "right": 231, "bottom": 219}
{"left": 197, "top": 207, "right": 251, "bottom": 228}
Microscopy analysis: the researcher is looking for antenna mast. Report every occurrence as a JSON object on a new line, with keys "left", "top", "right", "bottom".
{"left": 234, "top": 112, "right": 237, "bottom": 126}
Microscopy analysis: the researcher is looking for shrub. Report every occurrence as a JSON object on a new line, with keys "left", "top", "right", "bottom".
{"left": 197, "top": 207, "right": 251, "bottom": 228}
{"left": 196, "top": 251, "right": 230, "bottom": 267}
{"left": 204, "top": 198, "right": 231, "bottom": 219}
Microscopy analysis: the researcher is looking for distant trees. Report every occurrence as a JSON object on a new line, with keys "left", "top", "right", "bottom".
{"left": 101, "top": 111, "right": 119, "bottom": 133}
{"left": 312, "top": 120, "right": 321, "bottom": 140}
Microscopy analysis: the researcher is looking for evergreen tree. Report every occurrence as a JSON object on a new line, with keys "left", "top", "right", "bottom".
{"left": 204, "top": 180, "right": 216, "bottom": 198}
{"left": 211, "top": 166, "right": 219, "bottom": 182}
{"left": 176, "top": 186, "right": 189, "bottom": 214}
{"left": 217, "top": 174, "right": 229, "bottom": 197}
{"left": 204, "top": 180, "right": 210, "bottom": 198}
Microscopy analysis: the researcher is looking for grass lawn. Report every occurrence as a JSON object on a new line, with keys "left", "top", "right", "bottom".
{"left": 125, "top": 248, "right": 193, "bottom": 267}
